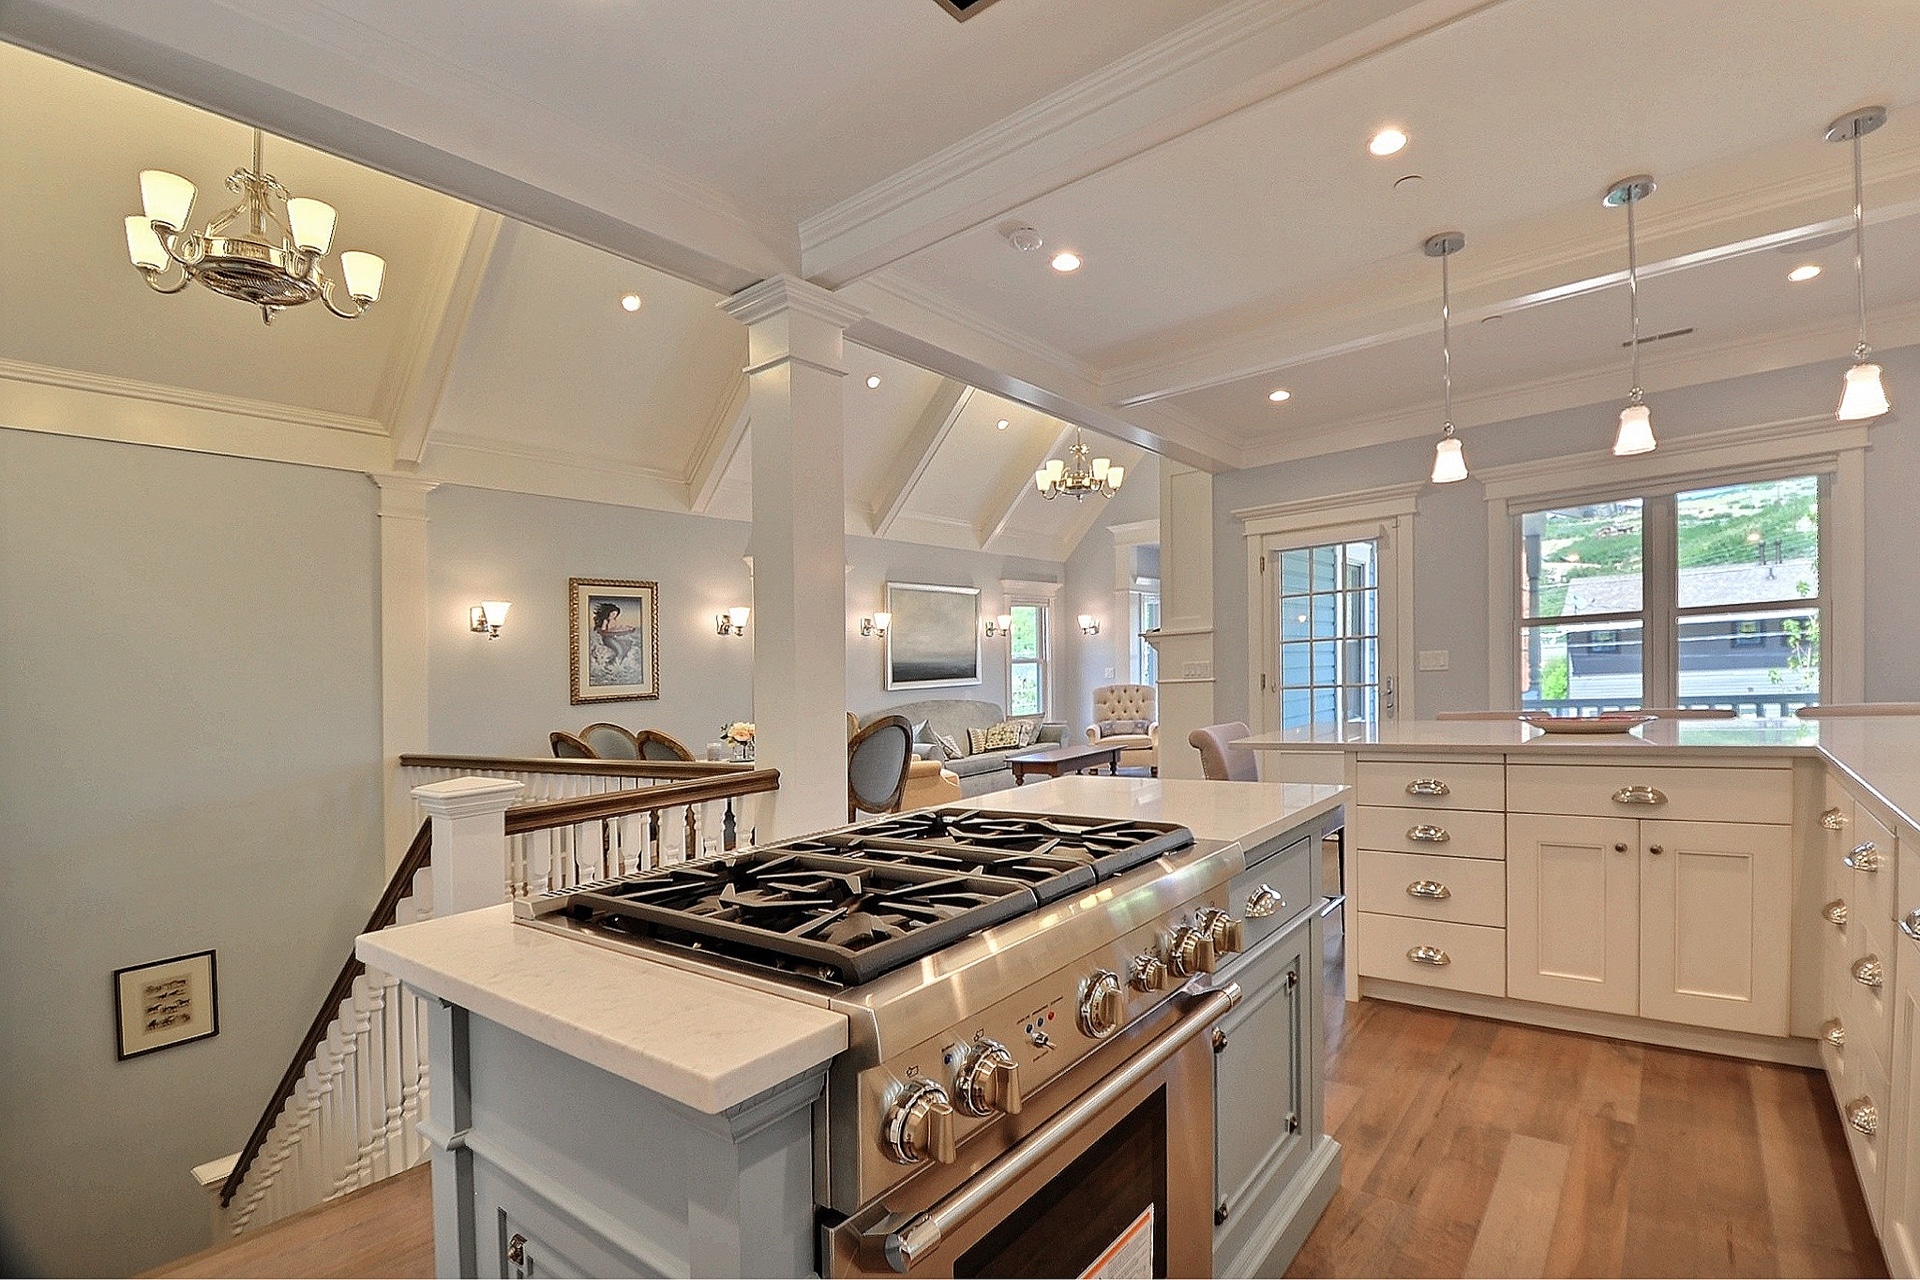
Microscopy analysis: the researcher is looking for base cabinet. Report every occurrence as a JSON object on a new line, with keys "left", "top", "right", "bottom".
{"left": 1886, "top": 943, "right": 1920, "bottom": 1276}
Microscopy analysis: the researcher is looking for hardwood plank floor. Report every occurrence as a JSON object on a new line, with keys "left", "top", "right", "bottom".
{"left": 1288, "top": 914, "right": 1888, "bottom": 1278}
{"left": 143, "top": 1164, "right": 433, "bottom": 1279}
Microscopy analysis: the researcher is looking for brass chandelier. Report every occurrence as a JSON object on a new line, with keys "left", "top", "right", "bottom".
{"left": 125, "top": 129, "right": 387, "bottom": 325}
{"left": 1034, "top": 428, "right": 1124, "bottom": 500}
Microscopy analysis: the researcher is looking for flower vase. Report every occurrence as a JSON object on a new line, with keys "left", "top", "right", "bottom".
{"left": 733, "top": 742, "right": 755, "bottom": 762}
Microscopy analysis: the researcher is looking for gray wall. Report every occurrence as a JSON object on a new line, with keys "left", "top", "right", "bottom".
{"left": 0, "top": 431, "right": 384, "bottom": 1277}
{"left": 1212, "top": 344, "right": 1920, "bottom": 727}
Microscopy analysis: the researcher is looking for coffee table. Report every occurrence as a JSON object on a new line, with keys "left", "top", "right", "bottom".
{"left": 1006, "top": 742, "right": 1124, "bottom": 785}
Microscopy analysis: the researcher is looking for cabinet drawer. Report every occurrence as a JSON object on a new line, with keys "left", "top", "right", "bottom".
{"left": 1357, "top": 913, "right": 1505, "bottom": 996}
{"left": 1231, "top": 835, "right": 1315, "bottom": 952}
{"left": 1356, "top": 760, "right": 1504, "bottom": 811}
{"left": 1850, "top": 803, "right": 1898, "bottom": 954}
{"left": 1506, "top": 763, "right": 1791, "bottom": 824}
{"left": 1840, "top": 1039, "right": 1888, "bottom": 1233}
{"left": 1357, "top": 850, "right": 1505, "bottom": 928}
{"left": 1843, "top": 941, "right": 1894, "bottom": 1073}
{"left": 1353, "top": 805, "right": 1505, "bottom": 860}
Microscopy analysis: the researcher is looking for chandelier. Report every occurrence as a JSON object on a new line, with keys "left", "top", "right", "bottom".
{"left": 124, "top": 129, "right": 387, "bottom": 325}
{"left": 1034, "top": 429, "right": 1124, "bottom": 500}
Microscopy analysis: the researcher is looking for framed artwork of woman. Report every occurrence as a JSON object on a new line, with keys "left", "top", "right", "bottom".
{"left": 569, "top": 577, "right": 660, "bottom": 703}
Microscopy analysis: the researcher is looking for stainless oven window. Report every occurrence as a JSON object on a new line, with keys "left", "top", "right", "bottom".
{"left": 953, "top": 1090, "right": 1167, "bottom": 1278}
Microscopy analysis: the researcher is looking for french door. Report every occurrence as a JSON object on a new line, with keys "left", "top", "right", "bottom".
{"left": 1255, "top": 523, "right": 1406, "bottom": 734}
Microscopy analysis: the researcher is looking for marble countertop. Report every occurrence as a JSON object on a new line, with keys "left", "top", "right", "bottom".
{"left": 975, "top": 775, "right": 1347, "bottom": 850}
{"left": 358, "top": 904, "right": 849, "bottom": 1115}
{"left": 1233, "top": 717, "right": 1920, "bottom": 833}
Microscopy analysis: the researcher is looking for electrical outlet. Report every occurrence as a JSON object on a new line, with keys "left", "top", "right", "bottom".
{"left": 1103, "top": 667, "right": 1115, "bottom": 679}
{"left": 1418, "top": 650, "right": 1450, "bottom": 671}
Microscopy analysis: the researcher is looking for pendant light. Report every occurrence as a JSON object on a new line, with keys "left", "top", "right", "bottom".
{"left": 1828, "top": 106, "right": 1891, "bottom": 421}
{"left": 1605, "top": 176, "right": 1658, "bottom": 456}
{"left": 1425, "top": 231, "right": 1468, "bottom": 483}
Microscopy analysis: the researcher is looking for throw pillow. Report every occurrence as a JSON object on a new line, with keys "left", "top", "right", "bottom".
{"left": 934, "top": 731, "right": 964, "bottom": 760}
{"left": 1098, "top": 718, "right": 1151, "bottom": 737}
{"left": 967, "top": 726, "right": 992, "bottom": 755}
{"left": 985, "top": 721, "right": 1022, "bottom": 750}
{"left": 1013, "top": 718, "right": 1041, "bottom": 747}
{"left": 911, "top": 718, "right": 931, "bottom": 745}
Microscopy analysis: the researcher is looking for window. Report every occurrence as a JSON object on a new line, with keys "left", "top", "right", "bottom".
{"left": 1275, "top": 538, "right": 1381, "bottom": 731}
{"left": 1008, "top": 602, "right": 1048, "bottom": 717}
{"left": 1129, "top": 587, "right": 1159, "bottom": 684}
{"left": 1515, "top": 474, "right": 1823, "bottom": 717}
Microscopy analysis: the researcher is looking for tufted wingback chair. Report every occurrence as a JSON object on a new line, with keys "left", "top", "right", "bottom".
{"left": 1086, "top": 684, "right": 1158, "bottom": 774}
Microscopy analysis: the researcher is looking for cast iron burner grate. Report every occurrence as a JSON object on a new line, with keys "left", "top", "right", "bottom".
{"left": 847, "top": 808, "right": 1193, "bottom": 887}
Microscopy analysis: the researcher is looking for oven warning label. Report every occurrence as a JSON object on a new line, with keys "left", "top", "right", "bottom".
{"left": 1079, "top": 1205, "right": 1153, "bottom": 1280}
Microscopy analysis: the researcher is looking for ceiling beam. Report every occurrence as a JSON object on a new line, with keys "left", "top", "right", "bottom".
{"left": 388, "top": 208, "right": 505, "bottom": 469}
{"left": 871, "top": 381, "right": 971, "bottom": 537}
{"left": 687, "top": 371, "right": 751, "bottom": 514}
{"left": 976, "top": 423, "right": 1074, "bottom": 550}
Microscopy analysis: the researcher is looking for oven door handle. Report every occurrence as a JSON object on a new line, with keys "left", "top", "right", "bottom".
{"left": 878, "top": 982, "right": 1242, "bottom": 1272}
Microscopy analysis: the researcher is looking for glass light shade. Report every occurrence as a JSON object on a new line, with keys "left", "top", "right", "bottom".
{"left": 1034, "top": 468, "right": 1051, "bottom": 493}
{"left": 1430, "top": 436, "right": 1468, "bottom": 483}
{"left": 996, "top": 614, "right": 1014, "bottom": 633}
{"left": 1091, "top": 457, "right": 1111, "bottom": 480}
{"left": 480, "top": 601, "right": 510, "bottom": 629}
{"left": 727, "top": 606, "right": 751, "bottom": 629}
{"left": 1046, "top": 459, "right": 1065, "bottom": 482}
{"left": 124, "top": 216, "right": 167, "bottom": 270}
{"left": 1838, "top": 361, "right": 1891, "bottom": 421}
{"left": 1613, "top": 403, "right": 1657, "bottom": 456}
{"left": 340, "top": 251, "right": 386, "bottom": 302}
{"left": 1107, "top": 466, "right": 1124, "bottom": 489}
{"left": 1078, "top": 614, "right": 1099, "bottom": 633}
{"left": 139, "top": 170, "right": 196, "bottom": 231}
{"left": 872, "top": 611, "right": 891, "bottom": 633}
{"left": 286, "top": 197, "right": 337, "bottom": 254}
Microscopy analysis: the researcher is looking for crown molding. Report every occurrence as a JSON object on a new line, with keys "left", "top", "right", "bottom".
{"left": 0, "top": 358, "right": 385, "bottom": 436}
{"left": 422, "top": 431, "right": 686, "bottom": 512}
{"left": 1232, "top": 480, "right": 1423, "bottom": 530}
{"left": 720, "top": 274, "right": 867, "bottom": 331}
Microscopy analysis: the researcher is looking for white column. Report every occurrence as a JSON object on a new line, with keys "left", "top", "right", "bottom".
{"left": 720, "top": 277, "right": 863, "bottom": 838}
{"left": 372, "top": 475, "right": 439, "bottom": 871}
{"left": 411, "top": 777, "right": 524, "bottom": 915}
{"left": 1149, "top": 464, "right": 1217, "bottom": 780}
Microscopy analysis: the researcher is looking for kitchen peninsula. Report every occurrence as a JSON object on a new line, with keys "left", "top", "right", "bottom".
{"left": 1238, "top": 715, "right": 1920, "bottom": 1272}
{"left": 359, "top": 778, "right": 1345, "bottom": 1278}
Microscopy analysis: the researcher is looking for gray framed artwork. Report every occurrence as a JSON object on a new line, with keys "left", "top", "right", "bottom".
{"left": 886, "top": 582, "right": 981, "bottom": 690}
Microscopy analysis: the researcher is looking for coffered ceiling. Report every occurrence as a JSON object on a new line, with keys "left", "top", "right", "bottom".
{"left": 6, "top": 0, "right": 1920, "bottom": 540}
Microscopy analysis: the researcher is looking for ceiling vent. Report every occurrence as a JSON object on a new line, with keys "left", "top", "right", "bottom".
{"left": 1620, "top": 326, "right": 1694, "bottom": 348}
{"left": 932, "top": 0, "right": 1008, "bottom": 19}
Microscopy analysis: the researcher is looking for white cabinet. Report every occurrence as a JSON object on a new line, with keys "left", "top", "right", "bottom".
{"left": 1883, "top": 939, "right": 1920, "bottom": 1274}
{"left": 1506, "top": 814, "right": 1639, "bottom": 1016}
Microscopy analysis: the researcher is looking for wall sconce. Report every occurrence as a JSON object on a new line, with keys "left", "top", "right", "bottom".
{"left": 716, "top": 606, "right": 750, "bottom": 637}
{"left": 1078, "top": 615, "right": 1101, "bottom": 636}
{"left": 469, "top": 600, "right": 510, "bottom": 639}
{"left": 861, "top": 611, "right": 891, "bottom": 638}
{"left": 984, "top": 614, "right": 1014, "bottom": 639}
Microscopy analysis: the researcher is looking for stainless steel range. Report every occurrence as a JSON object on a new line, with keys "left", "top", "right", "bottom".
{"left": 516, "top": 807, "right": 1252, "bottom": 1276}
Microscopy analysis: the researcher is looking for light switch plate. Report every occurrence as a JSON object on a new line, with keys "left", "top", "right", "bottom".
{"left": 1418, "top": 650, "right": 1450, "bottom": 671}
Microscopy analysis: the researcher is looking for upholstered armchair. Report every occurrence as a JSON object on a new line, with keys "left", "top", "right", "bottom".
{"left": 1086, "top": 684, "right": 1158, "bottom": 775}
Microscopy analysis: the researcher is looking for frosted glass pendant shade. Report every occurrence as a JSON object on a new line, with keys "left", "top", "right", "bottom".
{"left": 1046, "top": 459, "right": 1065, "bottom": 483}
{"left": 1034, "top": 468, "right": 1051, "bottom": 493}
{"left": 1107, "top": 466, "right": 1124, "bottom": 489}
{"left": 1838, "top": 361, "right": 1891, "bottom": 420}
{"left": 340, "top": 251, "right": 386, "bottom": 302}
{"left": 1091, "top": 457, "right": 1110, "bottom": 480}
{"left": 124, "top": 216, "right": 167, "bottom": 270}
{"left": 1430, "top": 436, "right": 1468, "bottom": 483}
{"left": 286, "top": 197, "right": 337, "bottom": 254}
{"left": 1613, "top": 403, "right": 1657, "bottom": 456}
{"left": 139, "top": 170, "right": 196, "bottom": 232}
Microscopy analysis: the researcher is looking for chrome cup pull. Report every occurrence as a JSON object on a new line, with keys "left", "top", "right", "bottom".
{"left": 1847, "top": 1097, "right": 1880, "bottom": 1137}
{"left": 1846, "top": 841, "right": 1883, "bottom": 872}
{"left": 1407, "top": 823, "right": 1451, "bottom": 843}
{"left": 1244, "top": 885, "right": 1285, "bottom": 919}
{"left": 1612, "top": 785, "right": 1668, "bottom": 806}
{"left": 1852, "top": 956, "right": 1885, "bottom": 989}
{"left": 1822, "top": 1018, "right": 1847, "bottom": 1048}
{"left": 1406, "top": 945, "right": 1450, "bottom": 966}
{"left": 1822, "top": 806, "right": 1849, "bottom": 831}
{"left": 1405, "top": 778, "right": 1451, "bottom": 797}
{"left": 1902, "top": 909, "right": 1920, "bottom": 943}
{"left": 1824, "top": 899, "right": 1849, "bottom": 927}
{"left": 1406, "top": 880, "right": 1452, "bottom": 900}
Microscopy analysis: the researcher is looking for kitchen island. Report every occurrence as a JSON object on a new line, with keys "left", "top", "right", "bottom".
{"left": 359, "top": 777, "right": 1345, "bottom": 1279}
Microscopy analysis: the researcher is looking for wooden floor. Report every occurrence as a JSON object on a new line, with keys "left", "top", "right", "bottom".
{"left": 144, "top": 1164, "right": 433, "bottom": 1279}
{"left": 1286, "top": 914, "right": 1889, "bottom": 1279}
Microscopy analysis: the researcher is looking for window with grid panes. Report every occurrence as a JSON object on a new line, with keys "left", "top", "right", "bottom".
{"left": 1276, "top": 540, "right": 1380, "bottom": 731}
{"left": 1008, "top": 603, "right": 1048, "bottom": 717}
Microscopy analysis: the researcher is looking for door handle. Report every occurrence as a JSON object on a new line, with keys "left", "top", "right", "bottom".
{"left": 1612, "top": 785, "right": 1667, "bottom": 806}
{"left": 1847, "top": 842, "right": 1882, "bottom": 872}
{"left": 1406, "top": 824, "right": 1450, "bottom": 843}
{"left": 1824, "top": 899, "right": 1849, "bottom": 927}
{"left": 1406, "top": 880, "right": 1451, "bottom": 900}
{"left": 1822, "top": 806, "right": 1849, "bottom": 831}
{"left": 1405, "top": 778, "right": 1450, "bottom": 797}
{"left": 1902, "top": 909, "right": 1920, "bottom": 943}
{"left": 1406, "top": 945, "right": 1450, "bottom": 966}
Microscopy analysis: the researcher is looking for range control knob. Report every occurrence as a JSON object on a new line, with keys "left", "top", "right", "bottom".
{"left": 1129, "top": 953, "right": 1169, "bottom": 992}
{"left": 954, "top": 1038, "right": 1023, "bottom": 1117}
{"left": 1167, "top": 924, "right": 1217, "bottom": 977}
{"left": 883, "top": 1079, "right": 957, "bottom": 1166}
{"left": 1079, "top": 969, "right": 1126, "bottom": 1039}
{"left": 1197, "top": 907, "right": 1245, "bottom": 957}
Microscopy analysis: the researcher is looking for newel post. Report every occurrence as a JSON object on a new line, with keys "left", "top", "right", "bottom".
{"left": 411, "top": 777, "right": 525, "bottom": 915}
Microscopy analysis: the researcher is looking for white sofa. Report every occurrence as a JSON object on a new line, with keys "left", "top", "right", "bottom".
{"left": 1085, "top": 684, "right": 1158, "bottom": 774}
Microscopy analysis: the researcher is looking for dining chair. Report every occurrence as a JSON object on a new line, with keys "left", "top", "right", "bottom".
{"left": 1435, "top": 711, "right": 1530, "bottom": 721}
{"left": 550, "top": 730, "right": 595, "bottom": 759}
{"left": 634, "top": 729, "right": 696, "bottom": 761}
{"left": 1639, "top": 708, "right": 1738, "bottom": 720}
{"left": 848, "top": 715, "right": 915, "bottom": 821}
{"left": 580, "top": 723, "right": 640, "bottom": 759}
{"left": 1797, "top": 703, "right": 1920, "bottom": 718}
{"left": 1188, "top": 722, "right": 1257, "bottom": 782}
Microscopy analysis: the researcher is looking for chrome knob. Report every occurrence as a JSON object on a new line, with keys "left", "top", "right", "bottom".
{"left": 1166, "top": 925, "right": 1217, "bottom": 977}
{"left": 1824, "top": 899, "right": 1850, "bottom": 927}
{"left": 1822, "top": 1017, "right": 1847, "bottom": 1048}
{"left": 1847, "top": 841, "right": 1883, "bottom": 872}
{"left": 1128, "top": 953, "right": 1169, "bottom": 992}
{"left": 954, "top": 1038, "right": 1022, "bottom": 1118}
{"left": 1078, "top": 970, "right": 1125, "bottom": 1039}
{"left": 1245, "top": 884, "right": 1285, "bottom": 919}
{"left": 1197, "top": 907, "right": 1244, "bottom": 956}
{"left": 1847, "top": 1097, "right": 1880, "bottom": 1137}
{"left": 883, "top": 1079, "right": 957, "bottom": 1165}
{"left": 1853, "top": 956, "right": 1885, "bottom": 989}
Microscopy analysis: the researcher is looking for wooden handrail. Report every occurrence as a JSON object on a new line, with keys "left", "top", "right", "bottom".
{"left": 502, "top": 768, "right": 780, "bottom": 834}
{"left": 400, "top": 752, "right": 751, "bottom": 780}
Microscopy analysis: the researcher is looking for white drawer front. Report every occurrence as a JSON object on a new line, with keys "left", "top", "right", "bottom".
{"left": 1843, "top": 941, "right": 1894, "bottom": 1073}
{"left": 1357, "top": 912, "right": 1505, "bottom": 997}
{"left": 1840, "top": 1039, "right": 1888, "bottom": 1232}
{"left": 1354, "top": 805, "right": 1505, "bottom": 860}
{"left": 1357, "top": 849, "right": 1505, "bottom": 928}
{"left": 1356, "top": 760, "right": 1504, "bottom": 812}
{"left": 1506, "top": 763, "right": 1791, "bottom": 824}
{"left": 1850, "top": 803, "right": 1898, "bottom": 954}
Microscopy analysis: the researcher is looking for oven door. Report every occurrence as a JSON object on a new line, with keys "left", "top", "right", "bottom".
{"left": 823, "top": 984, "right": 1235, "bottom": 1279}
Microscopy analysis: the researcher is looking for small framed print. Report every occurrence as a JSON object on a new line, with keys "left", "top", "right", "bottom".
{"left": 114, "top": 950, "right": 218, "bottom": 1060}
{"left": 570, "top": 577, "right": 661, "bottom": 704}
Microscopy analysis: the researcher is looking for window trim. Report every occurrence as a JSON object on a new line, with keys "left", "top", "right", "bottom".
{"left": 1483, "top": 413, "right": 1866, "bottom": 708}
{"left": 1001, "top": 578, "right": 1062, "bottom": 719}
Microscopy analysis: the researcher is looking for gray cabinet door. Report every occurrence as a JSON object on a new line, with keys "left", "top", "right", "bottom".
{"left": 1213, "top": 923, "right": 1308, "bottom": 1233}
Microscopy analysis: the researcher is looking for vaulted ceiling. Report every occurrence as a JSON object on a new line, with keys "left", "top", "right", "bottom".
{"left": 6, "top": 0, "right": 1920, "bottom": 550}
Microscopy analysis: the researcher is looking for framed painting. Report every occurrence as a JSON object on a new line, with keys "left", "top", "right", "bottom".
{"left": 114, "top": 950, "right": 218, "bottom": 1060}
{"left": 570, "top": 577, "right": 660, "bottom": 704}
{"left": 886, "top": 582, "right": 982, "bottom": 690}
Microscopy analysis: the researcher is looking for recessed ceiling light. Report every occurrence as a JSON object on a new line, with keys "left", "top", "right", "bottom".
{"left": 1050, "top": 250, "right": 1082, "bottom": 273}
{"left": 866, "top": 374, "right": 882, "bottom": 389}
{"left": 1788, "top": 263, "right": 1822, "bottom": 282}
{"left": 996, "top": 418, "right": 1010, "bottom": 430}
{"left": 619, "top": 292, "right": 642, "bottom": 312}
{"left": 1267, "top": 388, "right": 1292, "bottom": 403}
{"left": 1369, "top": 127, "right": 1408, "bottom": 157}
